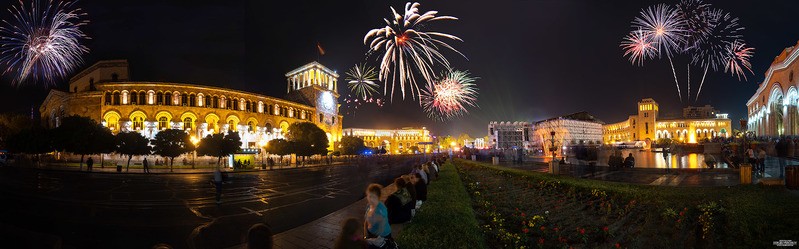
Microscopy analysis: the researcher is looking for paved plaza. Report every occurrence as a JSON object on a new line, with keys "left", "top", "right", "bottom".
{"left": 0, "top": 156, "right": 422, "bottom": 249}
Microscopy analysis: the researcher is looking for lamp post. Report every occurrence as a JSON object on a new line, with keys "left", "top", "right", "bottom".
{"left": 190, "top": 136, "right": 199, "bottom": 169}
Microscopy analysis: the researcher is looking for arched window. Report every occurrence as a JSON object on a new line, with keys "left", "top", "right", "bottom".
{"left": 184, "top": 117, "right": 194, "bottom": 131}
{"left": 131, "top": 91, "right": 138, "bottom": 104}
{"left": 228, "top": 120, "right": 237, "bottom": 131}
{"left": 132, "top": 116, "right": 144, "bottom": 130}
{"left": 111, "top": 73, "right": 119, "bottom": 81}
{"left": 265, "top": 123, "right": 273, "bottom": 132}
{"left": 227, "top": 98, "right": 232, "bottom": 110}
{"left": 205, "top": 94, "right": 211, "bottom": 107}
{"left": 248, "top": 121, "right": 255, "bottom": 132}
{"left": 158, "top": 117, "right": 169, "bottom": 130}
{"left": 246, "top": 101, "right": 251, "bottom": 112}
{"left": 212, "top": 96, "right": 219, "bottom": 108}
{"left": 181, "top": 94, "right": 188, "bottom": 106}
{"left": 139, "top": 92, "right": 146, "bottom": 105}
{"left": 157, "top": 92, "right": 164, "bottom": 105}
{"left": 104, "top": 92, "right": 112, "bottom": 105}
{"left": 232, "top": 99, "right": 239, "bottom": 110}
{"left": 189, "top": 94, "right": 196, "bottom": 107}
{"left": 164, "top": 92, "right": 172, "bottom": 106}
{"left": 113, "top": 92, "right": 121, "bottom": 105}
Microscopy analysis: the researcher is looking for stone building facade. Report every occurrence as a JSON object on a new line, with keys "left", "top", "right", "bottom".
{"left": 746, "top": 40, "right": 799, "bottom": 136}
{"left": 40, "top": 60, "right": 343, "bottom": 152}
{"left": 342, "top": 127, "right": 433, "bottom": 154}
{"left": 604, "top": 98, "right": 731, "bottom": 146}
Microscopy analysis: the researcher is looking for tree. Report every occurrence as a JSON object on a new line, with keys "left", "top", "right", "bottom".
{"left": 457, "top": 133, "right": 473, "bottom": 147}
{"left": 51, "top": 116, "right": 116, "bottom": 170}
{"left": 266, "top": 138, "right": 291, "bottom": 165}
{"left": 115, "top": 132, "right": 152, "bottom": 172}
{"left": 339, "top": 136, "right": 366, "bottom": 155}
{"left": 0, "top": 113, "right": 33, "bottom": 149}
{"left": 286, "top": 122, "right": 329, "bottom": 160}
{"left": 151, "top": 129, "right": 194, "bottom": 172}
{"left": 6, "top": 126, "right": 52, "bottom": 166}
{"left": 197, "top": 131, "right": 242, "bottom": 169}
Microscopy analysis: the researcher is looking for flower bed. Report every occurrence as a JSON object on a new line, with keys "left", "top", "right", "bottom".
{"left": 455, "top": 159, "right": 799, "bottom": 248}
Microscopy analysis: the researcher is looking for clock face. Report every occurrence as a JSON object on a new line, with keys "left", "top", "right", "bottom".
{"left": 319, "top": 91, "right": 336, "bottom": 113}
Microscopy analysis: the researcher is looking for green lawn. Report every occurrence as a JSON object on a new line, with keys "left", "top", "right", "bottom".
{"left": 455, "top": 159, "right": 799, "bottom": 248}
{"left": 396, "top": 161, "right": 488, "bottom": 249}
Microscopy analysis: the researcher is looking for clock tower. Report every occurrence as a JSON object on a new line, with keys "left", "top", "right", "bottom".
{"left": 285, "top": 62, "right": 342, "bottom": 150}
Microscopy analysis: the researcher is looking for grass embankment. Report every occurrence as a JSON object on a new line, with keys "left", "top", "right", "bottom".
{"left": 455, "top": 159, "right": 799, "bottom": 249}
{"left": 396, "top": 162, "right": 488, "bottom": 249}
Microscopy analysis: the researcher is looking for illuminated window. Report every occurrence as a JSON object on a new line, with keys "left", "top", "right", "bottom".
{"left": 158, "top": 117, "right": 168, "bottom": 130}
{"left": 183, "top": 117, "right": 194, "bottom": 131}
{"left": 228, "top": 120, "right": 237, "bottom": 131}
{"left": 248, "top": 121, "right": 255, "bottom": 132}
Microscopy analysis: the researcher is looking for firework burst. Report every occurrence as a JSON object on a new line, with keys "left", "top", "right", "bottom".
{"left": 633, "top": 4, "right": 685, "bottom": 56}
{"left": 345, "top": 64, "right": 379, "bottom": 100}
{"left": 364, "top": 2, "right": 465, "bottom": 101}
{"left": 723, "top": 40, "right": 754, "bottom": 81}
{"left": 0, "top": 0, "right": 90, "bottom": 86}
{"left": 421, "top": 70, "right": 478, "bottom": 121}
{"left": 620, "top": 29, "right": 657, "bottom": 66}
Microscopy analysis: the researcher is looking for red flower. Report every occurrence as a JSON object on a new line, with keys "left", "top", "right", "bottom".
{"left": 521, "top": 212, "right": 526, "bottom": 217}
{"left": 615, "top": 243, "right": 621, "bottom": 248}
{"left": 538, "top": 238, "right": 545, "bottom": 244}
{"left": 679, "top": 211, "right": 685, "bottom": 216}
{"left": 603, "top": 226, "right": 609, "bottom": 232}
{"left": 540, "top": 226, "right": 546, "bottom": 232}
{"left": 580, "top": 228, "right": 586, "bottom": 235}
{"left": 676, "top": 219, "right": 682, "bottom": 223}
{"left": 553, "top": 227, "right": 559, "bottom": 232}
{"left": 523, "top": 228, "right": 530, "bottom": 234}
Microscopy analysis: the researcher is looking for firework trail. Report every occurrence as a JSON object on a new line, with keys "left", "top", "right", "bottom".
{"left": 345, "top": 64, "right": 379, "bottom": 100}
{"left": 632, "top": 4, "right": 685, "bottom": 102}
{"left": 0, "top": 0, "right": 90, "bottom": 86}
{"left": 691, "top": 8, "right": 743, "bottom": 101}
{"left": 364, "top": 2, "right": 465, "bottom": 101}
{"left": 421, "top": 70, "right": 478, "bottom": 121}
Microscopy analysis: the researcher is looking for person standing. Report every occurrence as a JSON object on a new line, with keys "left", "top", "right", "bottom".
{"left": 624, "top": 153, "right": 635, "bottom": 168}
{"left": 758, "top": 147, "right": 767, "bottom": 175}
{"left": 214, "top": 170, "right": 223, "bottom": 204}
{"left": 143, "top": 158, "right": 150, "bottom": 173}
{"left": 86, "top": 157, "right": 93, "bottom": 172}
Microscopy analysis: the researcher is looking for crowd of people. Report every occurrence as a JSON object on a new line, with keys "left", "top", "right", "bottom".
{"left": 334, "top": 156, "right": 445, "bottom": 249}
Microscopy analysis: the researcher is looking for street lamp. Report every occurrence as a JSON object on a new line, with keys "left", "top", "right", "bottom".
{"left": 190, "top": 136, "right": 200, "bottom": 169}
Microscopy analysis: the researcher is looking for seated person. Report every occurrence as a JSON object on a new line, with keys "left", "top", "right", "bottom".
{"left": 385, "top": 178, "right": 413, "bottom": 224}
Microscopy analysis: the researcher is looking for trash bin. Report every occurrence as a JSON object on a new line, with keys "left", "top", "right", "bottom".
{"left": 549, "top": 161, "right": 559, "bottom": 175}
{"left": 261, "top": 164, "right": 266, "bottom": 170}
{"left": 739, "top": 163, "right": 752, "bottom": 185}
{"left": 116, "top": 164, "right": 122, "bottom": 172}
{"left": 471, "top": 155, "right": 476, "bottom": 161}
{"left": 492, "top": 156, "right": 499, "bottom": 165}
{"left": 786, "top": 166, "right": 798, "bottom": 189}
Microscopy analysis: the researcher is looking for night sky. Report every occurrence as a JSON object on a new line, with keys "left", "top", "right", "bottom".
{"left": 2, "top": 0, "right": 799, "bottom": 137}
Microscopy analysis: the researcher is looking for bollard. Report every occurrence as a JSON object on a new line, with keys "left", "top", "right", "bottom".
{"left": 492, "top": 156, "right": 499, "bottom": 165}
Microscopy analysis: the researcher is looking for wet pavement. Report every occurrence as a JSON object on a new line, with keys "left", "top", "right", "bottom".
{"left": 0, "top": 155, "right": 424, "bottom": 249}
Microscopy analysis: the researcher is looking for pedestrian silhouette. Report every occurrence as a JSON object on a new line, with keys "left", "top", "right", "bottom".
{"left": 86, "top": 157, "right": 93, "bottom": 172}
{"left": 143, "top": 158, "right": 150, "bottom": 173}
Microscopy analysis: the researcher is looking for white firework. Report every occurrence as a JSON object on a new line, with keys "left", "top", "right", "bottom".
{"left": 364, "top": 2, "right": 465, "bottom": 101}
{"left": 0, "top": 0, "right": 90, "bottom": 86}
